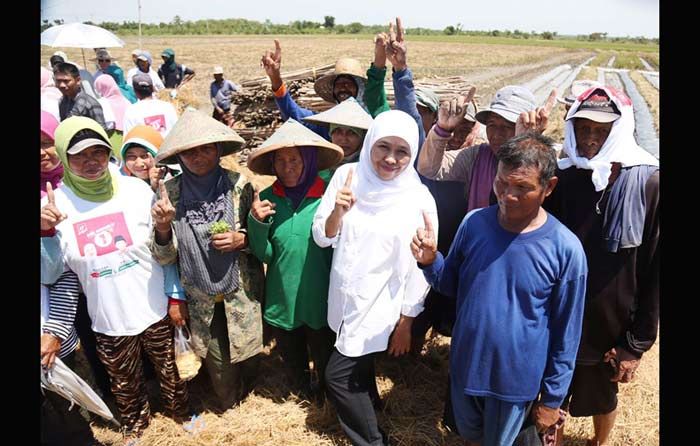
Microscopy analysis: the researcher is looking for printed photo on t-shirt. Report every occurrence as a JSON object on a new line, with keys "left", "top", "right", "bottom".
{"left": 73, "top": 212, "right": 133, "bottom": 257}
{"left": 144, "top": 114, "right": 167, "bottom": 132}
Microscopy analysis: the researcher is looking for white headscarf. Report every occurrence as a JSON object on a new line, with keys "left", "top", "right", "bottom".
{"left": 559, "top": 85, "right": 659, "bottom": 191}
{"left": 354, "top": 110, "right": 428, "bottom": 212}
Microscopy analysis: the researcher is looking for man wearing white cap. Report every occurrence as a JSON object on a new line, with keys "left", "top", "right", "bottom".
{"left": 210, "top": 66, "right": 240, "bottom": 126}
{"left": 544, "top": 86, "right": 659, "bottom": 446}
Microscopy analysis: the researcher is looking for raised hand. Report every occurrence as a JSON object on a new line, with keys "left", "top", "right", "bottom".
{"left": 334, "top": 168, "right": 356, "bottom": 218}
{"left": 437, "top": 87, "right": 476, "bottom": 132}
{"left": 373, "top": 32, "right": 389, "bottom": 69}
{"left": 41, "top": 183, "right": 67, "bottom": 231}
{"left": 261, "top": 39, "right": 283, "bottom": 91}
{"left": 386, "top": 17, "right": 407, "bottom": 71}
{"left": 250, "top": 188, "right": 277, "bottom": 222}
{"left": 152, "top": 180, "right": 176, "bottom": 233}
{"left": 324, "top": 168, "right": 356, "bottom": 238}
{"left": 411, "top": 211, "right": 437, "bottom": 265}
{"left": 148, "top": 166, "right": 167, "bottom": 192}
{"left": 516, "top": 88, "right": 557, "bottom": 136}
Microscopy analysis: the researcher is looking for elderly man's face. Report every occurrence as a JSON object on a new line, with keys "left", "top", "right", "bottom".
{"left": 485, "top": 113, "right": 515, "bottom": 155}
{"left": 573, "top": 118, "right": 613, "bottom": 159}
{"left": 333, "top": 75, "right": 358, "bottom": 103}
{"left": 493, "top": 162, "right": 556, "bottom": 225}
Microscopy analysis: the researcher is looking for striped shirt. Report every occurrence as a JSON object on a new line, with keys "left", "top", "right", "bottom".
{"left": 42, "top": 270, "right": 81, "bottom": 359}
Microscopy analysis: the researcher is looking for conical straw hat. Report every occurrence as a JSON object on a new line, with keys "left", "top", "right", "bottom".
{"left": 303, "top": 97, "right": 373, "bottom": 130}
{"left": 155, "top": 108, "right": 245, "bottom": 165}
{"left": 313, "top": 58, "right": 367, "bottom": 104}
{"left": 247, "top": 119, "right": 344, "bottom": 176}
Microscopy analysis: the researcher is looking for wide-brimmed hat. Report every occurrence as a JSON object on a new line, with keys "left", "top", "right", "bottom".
{"left": 313, "top": 58, "right": 367, "bottom": 104}
{"left": 303, "top": 97, "right": 373, "bottom": 130}
{"left": 475, "top": 85, "right": 536, "bottom": 125}
{"left": 213, "top": 66, "right": 224, "bottom": 75}
{"left": 91, "top": 49, "right": 115, "bottom": 62}
{"left": 247, "top": 118, "right": 344, "bottom": 176}
{"left": 155, "top": 109, "right": 246, "bottom": 165}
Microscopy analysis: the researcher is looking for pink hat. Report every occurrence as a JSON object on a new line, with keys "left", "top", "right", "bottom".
{"left": 41, "top": 110, "right": 59, "bottom": 140}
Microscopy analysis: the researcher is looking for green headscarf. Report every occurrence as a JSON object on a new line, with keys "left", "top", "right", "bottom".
{"left": 161, "top": 48, "right": 177, "bottom": 74}
{"left": 54, "top": 117, "right": 118, "bottom": 202}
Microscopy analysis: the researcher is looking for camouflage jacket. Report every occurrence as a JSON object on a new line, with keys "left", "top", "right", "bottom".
{"left": 149, "top": 169, "right": 265, "bottom": 363}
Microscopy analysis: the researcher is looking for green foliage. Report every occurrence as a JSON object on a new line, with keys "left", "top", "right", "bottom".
{"left": 40, "top": 16, "right": 658, "bottom": 52}
{"left": 209, "top": 221, "right": 232, "bottom": 235}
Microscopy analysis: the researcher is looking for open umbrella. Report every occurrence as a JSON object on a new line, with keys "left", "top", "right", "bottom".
{"left": 41, "top": 22, "right": 125, "bottom": 67}
{"left": 40, "top": 358, "right": 120, "bottom": 426}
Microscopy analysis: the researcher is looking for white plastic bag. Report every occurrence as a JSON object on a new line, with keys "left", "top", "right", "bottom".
{"left": 174, "top": 326, "right": 201, "bottom": 381}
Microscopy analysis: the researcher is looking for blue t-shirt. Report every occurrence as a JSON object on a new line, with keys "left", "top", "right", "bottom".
{"left": 422, "top": 205, "right": 587, "bottom": 407}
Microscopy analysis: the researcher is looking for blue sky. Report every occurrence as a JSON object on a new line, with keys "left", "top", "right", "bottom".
{"left": 40, "top": 0, "right": 659, "bottom": 38}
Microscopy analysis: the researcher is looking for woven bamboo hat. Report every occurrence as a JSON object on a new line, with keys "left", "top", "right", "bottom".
{"left": 155, "top": 108, "right": 245, "bottom": 165}
{"left": 247, "top": 119, "right": 344, "bottom": 176}
{"left": 313, "top": 58, "right": 367, "bottom": 104}
{"left": 303, "top": 97, "right": 373, "bottom": 130}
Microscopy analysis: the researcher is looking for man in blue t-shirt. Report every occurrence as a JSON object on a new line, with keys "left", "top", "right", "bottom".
{"left": 412, "top": 132, "right": 588, "bottom": 445}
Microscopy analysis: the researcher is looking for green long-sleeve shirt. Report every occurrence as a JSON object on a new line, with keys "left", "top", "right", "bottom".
{"left": 247, "top": 176, "right": 333, "bottom": 330}
{"left": 363, "top": 63, "right": 390, "bottom": 118}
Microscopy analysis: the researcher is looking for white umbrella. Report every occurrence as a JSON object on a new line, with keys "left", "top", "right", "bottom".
{"left": 41, "top": 22, "right": 125, "bottom": 67}
{"left": 40, "top": 358, "right": 120, "bottom": 426}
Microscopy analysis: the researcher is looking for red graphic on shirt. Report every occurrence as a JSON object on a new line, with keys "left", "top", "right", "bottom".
{"left": 73, "top": 212, "right": 133, "bottom": 257}
{"left": 144, "top": 114, "right": 167, "bottom": 132}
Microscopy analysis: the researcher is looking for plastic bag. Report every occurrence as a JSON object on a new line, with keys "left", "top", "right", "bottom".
{"left": 174, "top": 326, "right": 201, "bottom": 381}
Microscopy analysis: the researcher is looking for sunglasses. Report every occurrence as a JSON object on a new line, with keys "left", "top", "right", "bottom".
{"left": 98, "top": 59, "right": 111, "bottom": 62}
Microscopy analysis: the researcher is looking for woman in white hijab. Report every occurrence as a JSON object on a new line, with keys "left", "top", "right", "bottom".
{"left": 312, "top": 110, "right": 438, "bottom": 446}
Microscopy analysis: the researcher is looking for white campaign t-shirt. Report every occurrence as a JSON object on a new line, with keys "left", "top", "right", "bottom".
{"left": 122, "top": 99, "right": 178, "bottom": 138}
{"left": 42, "top": 175, "right": 167, "bottom": 336}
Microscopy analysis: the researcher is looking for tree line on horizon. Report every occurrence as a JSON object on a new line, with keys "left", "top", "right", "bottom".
{"left": 41, "top": 17, "right": 658, "bottom": 45}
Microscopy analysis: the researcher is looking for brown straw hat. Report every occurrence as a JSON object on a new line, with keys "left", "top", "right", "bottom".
{"left": 247, "top": 119, "right": 344, "bottom": 176}
{"left": 303, "top": 97, "right": 373, "bottom": 130}
{"left": 313, "top": 58, "right": 367, "bottom": 104}
{"left": 155, "top": 108, "right": 245, "bottom": 165}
